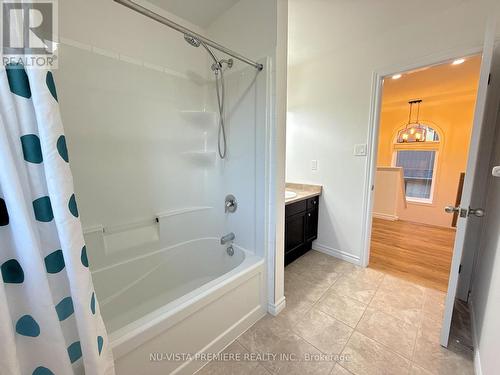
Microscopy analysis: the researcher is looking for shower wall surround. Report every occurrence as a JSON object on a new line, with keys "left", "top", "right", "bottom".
{"left": 54, "top": 0, "right": 282, "bottom": 373}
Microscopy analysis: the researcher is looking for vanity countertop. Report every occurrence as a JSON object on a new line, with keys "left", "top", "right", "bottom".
{"left": 285, "top": 183, "right": 322, "bottom": 205}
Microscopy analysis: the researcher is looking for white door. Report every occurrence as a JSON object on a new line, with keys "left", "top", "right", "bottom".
{"left": 440, "top": 21, "right": 497, "bottom": 347}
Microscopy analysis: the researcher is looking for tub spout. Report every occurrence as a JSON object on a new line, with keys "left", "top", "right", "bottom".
{"left": 220, "top": 232, "right": 235, "bottom": 245}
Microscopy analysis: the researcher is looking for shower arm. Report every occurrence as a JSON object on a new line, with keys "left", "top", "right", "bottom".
{"left": 113, "top": 0, "right": 264, "bottom": 71}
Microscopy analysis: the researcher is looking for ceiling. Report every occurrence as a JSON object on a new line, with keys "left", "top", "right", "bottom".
{"left": 382, "top": 55, "right": 482, "bottom": 107}
{"left": 147, "top": 0, "right": 240, "bottom": 28}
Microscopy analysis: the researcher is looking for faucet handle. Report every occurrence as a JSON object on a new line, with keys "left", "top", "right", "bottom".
{"left": 225, "top": 195, "right": 237, "bottom": 213}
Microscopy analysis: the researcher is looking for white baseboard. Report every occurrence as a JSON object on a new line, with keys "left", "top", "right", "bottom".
{"left": 469, "top": 302, "right": 482, "bottom": 375}
{"left": 372, "top": 212, "right": 399, "bottom": 221}
{"left": 313, "top": 243, "right": 361, "bottom": 266}
{"left": 268, "top": 296, "right": 286, "bottom": 316}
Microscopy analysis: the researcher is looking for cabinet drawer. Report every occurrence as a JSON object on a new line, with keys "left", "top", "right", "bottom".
{"left": 285, "top": 199, "right": 307, "bottom": 217}
{"left": 307, "top": 196, "right": 319, "bottom": 210}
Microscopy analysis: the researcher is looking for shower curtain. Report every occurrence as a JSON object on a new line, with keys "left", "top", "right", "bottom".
{"left": 0, "top": 63, "right": 115, "bottom": 375}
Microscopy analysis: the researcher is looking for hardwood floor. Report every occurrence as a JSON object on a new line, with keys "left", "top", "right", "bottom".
{"left": 369, "top": 218, "right": 455, "bottom": 291}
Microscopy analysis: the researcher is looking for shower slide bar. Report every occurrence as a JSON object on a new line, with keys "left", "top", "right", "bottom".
{"left": 113, "top": 0, "right": 264, "bottom": 71}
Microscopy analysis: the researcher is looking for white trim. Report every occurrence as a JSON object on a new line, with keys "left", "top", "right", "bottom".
{"left": 267, "top": 296, "right": 286, "bottom": 316}
{"left": 406, "top": 197, "right": 434, "bottom": 204}
{"left": 474, "top": 351, "right": 483, "bottom": 375}
{"left": 372, "top": 213, "right": 399, "bottom": 221}
{"left": 264, "top": 54, "right": 279, "bottom": 314}
{"left": 313, "top": 243, "right": 362, "bottom": 266}
{"left": 360, "top": 45, "right": 483, "bottom": 268}
{"left": 470, "top": 302, "right": 483, "bottom": 375}
{"left": 360, "top": 71, "right": 384, "bottom": 267}
{"left": 269, "top": 0, "right": 288, "bottom": 318}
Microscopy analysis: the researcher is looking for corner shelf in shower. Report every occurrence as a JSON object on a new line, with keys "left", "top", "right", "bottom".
{"left": 180, "top": 111, "right": 217, "bottom": 129}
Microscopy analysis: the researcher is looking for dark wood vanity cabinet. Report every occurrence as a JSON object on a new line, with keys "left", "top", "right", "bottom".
{"left": 285, "top": 196, "right": 319, "bottom": 265}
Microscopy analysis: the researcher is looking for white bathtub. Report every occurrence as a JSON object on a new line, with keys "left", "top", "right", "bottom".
{"left": 91, "top": 238, "right": 266, "bottom": 375}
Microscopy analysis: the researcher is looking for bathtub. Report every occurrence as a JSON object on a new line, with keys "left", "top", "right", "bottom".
{"left": 90, "top": 238, "right": 266, "bottom": 375}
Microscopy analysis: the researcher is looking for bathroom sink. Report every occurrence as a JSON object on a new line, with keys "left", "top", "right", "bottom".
{"left": 285, "top": 190, "right": 297, "bottom": 199}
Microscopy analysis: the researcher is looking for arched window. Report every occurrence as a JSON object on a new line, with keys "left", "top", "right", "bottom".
{"left": 393, "top": 124, "right": 441, "bottom": 203}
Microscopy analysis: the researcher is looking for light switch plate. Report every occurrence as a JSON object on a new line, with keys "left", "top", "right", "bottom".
{"left": 492, "top": 166, "right": 500, "bottom": 177}
{"left": 354, "top": 144, "right": 367, "bottom": 156}
{"left": 311, "top": 160, "right": 318, "bottom": 171}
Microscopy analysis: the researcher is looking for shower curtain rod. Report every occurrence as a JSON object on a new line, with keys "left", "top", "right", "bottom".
{"left": 113, "top": 0, "right": 264, "bottom": 71}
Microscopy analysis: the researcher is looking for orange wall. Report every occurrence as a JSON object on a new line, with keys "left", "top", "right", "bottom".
{"left": 376, "top": 97, "right": 476, "bottom": 227}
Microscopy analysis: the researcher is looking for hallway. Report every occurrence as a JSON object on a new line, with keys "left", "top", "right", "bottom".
{"left": 369, "top": 218, "right": 455, "bottom": 291}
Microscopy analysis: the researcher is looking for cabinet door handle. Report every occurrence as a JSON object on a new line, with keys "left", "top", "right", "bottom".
{"left": 308, "top": 213, "right": 311, "bottom": 217}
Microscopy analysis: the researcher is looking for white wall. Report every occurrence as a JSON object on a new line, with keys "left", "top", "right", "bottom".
{"left": 287, "top": 0, "right": 500, "bottom": 263}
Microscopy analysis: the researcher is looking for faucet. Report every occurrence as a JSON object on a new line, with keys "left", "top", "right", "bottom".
{"left": 225, "top": 195, "right": 237, "bottom": 213}
{"left": 220, "top": 232, "right": 235, "bottom": 245}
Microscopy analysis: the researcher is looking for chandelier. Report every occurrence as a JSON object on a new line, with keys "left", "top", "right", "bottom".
{"left": 397, "top": 99, "right": 427, "bottom": 143}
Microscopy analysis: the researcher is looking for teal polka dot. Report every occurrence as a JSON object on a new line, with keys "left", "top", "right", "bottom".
{"left": 33, "top": 367, "right": 55, "bottom": 375}
{"left": 68, "top": 194, "right": 79, "bottom": 217}
{"left": 33, "top": 196, "right": 54, "bottom": 222}
{"left": 97, "top": 336, "right": 104, "bottom": 355}
{"left": 16, "top": 315, "right": 40, "bottom": 337}
{"left": 81, "top": 245, "right": 89, "bottom": 268}
{"left": 67, "top": 341, "right": 82, "bottom": 363}
{"left": 55, "top": 297, "right": 74, "bottom": 321}
{"left": 1, "top": 259, "right": 24, "bottom": 283}
{"left": 46, "top": 71, "right": 58, "bottom": 101}
{"left": 90, "top": 292, "right": 96, "bottom": 315}
{"left": 57, "top": 135, "right": 69, "bottom": 162}
{"left": 20, "top": 134, "right": 43, "bottom": 163}
{"left": 44, "top": 249, "right": 65, "bottom": 274}
{"left": 0, "top": 198, "right": 8, "bottom": 226}
{"left": 6, "top": 63, "right": 31, "bottom": 98}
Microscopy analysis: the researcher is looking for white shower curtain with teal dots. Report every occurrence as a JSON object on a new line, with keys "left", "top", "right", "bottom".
{"left": 0, "top": 63, "right": 115, "bottom": 375}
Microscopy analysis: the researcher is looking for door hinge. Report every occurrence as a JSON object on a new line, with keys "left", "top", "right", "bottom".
{"left": 459, "top": 264, "right": 462, "bottom": 274}
{"left": 488, "top": 73, "right": 491, "bottom": 85}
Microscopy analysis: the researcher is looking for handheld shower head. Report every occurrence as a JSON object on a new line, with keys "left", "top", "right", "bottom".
{"left": 184, "top": 34, "right": 201, "bottom": 47}
{"left": 182, "top": 33, "right": 232, "bottom": 159}
{"left": 183, "top": 34, "right": 221, "bottom": 68}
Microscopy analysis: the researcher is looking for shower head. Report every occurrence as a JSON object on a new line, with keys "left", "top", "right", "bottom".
{"left": 183, "top": 33, "right": 221, "bottom": 69}
{"left": 184, "top": 34, "right": 201, "bottom": 48}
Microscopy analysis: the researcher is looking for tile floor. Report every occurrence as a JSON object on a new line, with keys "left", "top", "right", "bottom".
{"left": 197, "top": 250, "right": 474, "bottom": 375}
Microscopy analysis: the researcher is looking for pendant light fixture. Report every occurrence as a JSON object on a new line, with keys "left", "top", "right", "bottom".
{"left": 397, "top": 99, "right": 427, "bottom": 143}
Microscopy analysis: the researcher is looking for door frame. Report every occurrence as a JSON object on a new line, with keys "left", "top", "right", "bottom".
{"left": 360, "top": 45, "right": 483, "bottom": 269}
